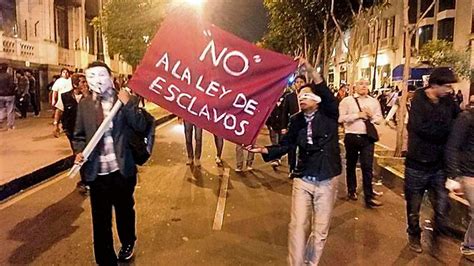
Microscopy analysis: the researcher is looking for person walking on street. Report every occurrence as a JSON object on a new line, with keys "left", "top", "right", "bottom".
{"left": 15, "top": 70, "right": 30, "bottom": 119}
{"left": 0, "top": 63, "right": 16, "bottom": 130}
{"left": 248, "top": 57, "right": 341, "bottom": 265}
{"left": 404, "top": 68, "right": 460, "bottom": 253}
{"left": 73, "top": 61, "right": 147, "bottom": 265}
{"left": 183, "top": 120, "right": 203, "bottom": 167}
{"left": 214, "top": 134, "right": 224, "bottom": 166}
{"left": 285, "top": 76, "right": 302, "bottom": 177}
{"left": 445, "top": 97, "right": 474, "bottom": 261}
{"left": 53, "top": 73, "right": 90, "bottom": 193}
{"left": 25, "top": 69, "right": 39, "bottom": 117}
{"left": 51, "top": 68, "right": 72, "bottom": 108}
{"left": 339, "top": 80, "right": 384, "bottom": 208}
{"left": 235, "top": 144, "right": 254, "bottom": 172}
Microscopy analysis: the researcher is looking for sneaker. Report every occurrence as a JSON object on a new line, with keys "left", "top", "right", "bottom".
{"left": 365, "top": 199, "right": 383, "bottom": 208}
{"left": 7, "top": 126, "right": 15, "bottom": 131}
{"left": 235, "top": 167, "right": 243, "bottom": 173}
{"left": 373, "top": 190, "right": 384, "bottom": 197}
{"left": 408, "top": 235, "right": 423, "bottom": 253}
{"left": 194, "top": 159, "right": 201, "bottom": 167}
{"left": 348, "top": 192, "right": 358, "bottom": 201}
{"left": 215, "top": 157, "right": 223, "bottom": 166}
{"left": 270, "top": 161, "right": 279, "bottom": 167}
{"left": 186, "top": 158, "right": 193, "bottom": 165}
{"left": 246, "top": 166, "right": 253, "bottom": 171}
{"left": 461, "top": 246, "right": 474, "bottom": 256}
{"left": 118, "top": 243, "right": 134, "bottom": 261}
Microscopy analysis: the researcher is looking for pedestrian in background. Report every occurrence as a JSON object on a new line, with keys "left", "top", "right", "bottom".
{"left": 15, "top": 70, "right": 29, "bottom": 119}
{"left": 53, "top": 73, "right": 90, "bottom": 193}
{"left": 183, "top": 120, "right": 203, "bottom": 167}
{"left": 25, "top": 69, "right": 39, "bottom": 117}
{"left": 235, "top": 144, "right": 254, "bottom": 172}
{"left": 445, "top": 95, "right": 474, "bottom": 261}
{"left": 404, "top": 67, "right": 460, "bottom": 253}
{"left": 339, "top": 79, "right": 384, "bottom": 208}
{"left": 0, "top": 63, "right": 16, "bottom": 130}
{"left": 248, "top": 57, "right": 341, "bottom": 265}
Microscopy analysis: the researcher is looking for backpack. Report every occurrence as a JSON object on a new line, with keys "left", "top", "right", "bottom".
{"left": 129, "top": 108, "right": 155, "bottom": 165}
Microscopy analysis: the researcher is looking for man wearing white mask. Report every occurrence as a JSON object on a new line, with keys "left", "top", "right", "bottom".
{"left": 248, "top": 57, "right": 341, "bottom": 265}
{"left": 73, "top": 61, "right": 147, "bottom": 265}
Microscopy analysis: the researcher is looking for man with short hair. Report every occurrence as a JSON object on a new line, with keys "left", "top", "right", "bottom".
{"left": 339, "top": 79, "right": 384, "bottom": 208}
{"left": 51, "top": 68, "right": 72, "bottom": 107}
{"left": 16, "top": 70, "right": 30, "bottom": 119}
{"left": 73, "top": 61, "right": 147, "bottom": 265}
{"left": 54, "top": 73, "right": 90, "bottom": 193}
{"left": 0, "top": 63, "right": 16, "bottom": 130}
{"left": 249, "top": 58, "right": 341, "bottom": 265}
{"left": 404, "top": 67, "right": 460, "bottom": 253}
{"left": 25, "top": 69, "right": 39, "bottom": 117}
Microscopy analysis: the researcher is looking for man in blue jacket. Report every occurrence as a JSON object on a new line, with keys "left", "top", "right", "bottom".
{"left": 73, "top": 61, "right": 147, "bottom": 265}
{"left": 248, "top": 58, "right": 341, "bottom": 265}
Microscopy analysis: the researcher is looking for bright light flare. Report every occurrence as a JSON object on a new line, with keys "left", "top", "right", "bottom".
{"left": 185, "top": 0, "right": 203, "bottom": 6}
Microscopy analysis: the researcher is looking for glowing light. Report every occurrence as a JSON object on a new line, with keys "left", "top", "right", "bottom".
{"left": 185, "top": 0, "right": 203, "bottom": 6}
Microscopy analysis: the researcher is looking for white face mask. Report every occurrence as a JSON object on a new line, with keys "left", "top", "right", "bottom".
{"left": 85, "top": 66, "right": 114, "bottom": 94}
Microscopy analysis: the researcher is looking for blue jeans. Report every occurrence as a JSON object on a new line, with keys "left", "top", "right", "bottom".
{"left": 462, "top": 178, "right": 474, "bottom": 249}
{"left": 404, "top": 167, "right": 449, "bottom": 237}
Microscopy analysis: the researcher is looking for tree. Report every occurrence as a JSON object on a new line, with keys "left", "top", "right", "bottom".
{"left": 419, "top": 39, "right": 470, "bottom": 79}
{"left": 93, "top": 0, "right": 166, "bottom": 68}
{"left": 394, "top": 0, "right": 437, "bottom": 156}
{"left": 261, "top": 0, "right": 357, "bottom": 73}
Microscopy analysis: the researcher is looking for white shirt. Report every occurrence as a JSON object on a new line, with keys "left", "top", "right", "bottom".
{"left": 51, "top": 77, "right": 72, "bottom": 94}
{"left": 338, "top": 94, "right": 383, "bottom": 134}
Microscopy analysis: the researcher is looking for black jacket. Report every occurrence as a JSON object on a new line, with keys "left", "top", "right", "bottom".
{"left": 445, "top": 108, "right": 474, "bottom": 178}
{"left": 73, "top": 92, "right": 147, "bottom": 182}
{"left": 0, "top": 72, "right": 15, "bottom": 96}
{"left": 406, "top": 88, "right": 460, "bottom": 171}
{"left": 266, "top": 91, "right": 299, "bottom": 131}
{"left": 60, "top": 91, "right": 80, "bottom": 137}
{"left": 263, "top": 82, "right": 341, "bottom": 181}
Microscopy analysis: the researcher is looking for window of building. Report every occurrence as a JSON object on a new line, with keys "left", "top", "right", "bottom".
{"left": 418, "top": 24, "right": 433, "bottom": 49}
{"left": 381, "top": 19, "right": 388, "bottom": 39}
{"left": 55, "top": 6, "right": 69, "bottom": 49}
{"left": 0, "top": 0, "right": 17, "bottom": 37}
{"left": 439, "top": 0, "right": 455, "bottom": 12}
{"left": 438, "top": 18, "right": 454, "bottom": 41}
{"left": 361, "top": 68, "right": 372, "bottom": 82}
{"left": 389, "top": 17, "right": 395, "bottom": 38}
{"left": 408, "top": 0, "right": 418, "bottom": 24}
{"left": 86, "top": 18, "right": 95, "bottom": 55}
{"left": 363, "top": 28, "right": 369, "bottom": 45}
{"left": 420, "top": 1, "right": 435, "bottom": 18}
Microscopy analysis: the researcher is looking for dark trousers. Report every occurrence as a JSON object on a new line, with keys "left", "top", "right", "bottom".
{"left": 183, "top": 121, "right": 202, "bottom": 160}
{"left": 344, "top": 134, "right": 375, "bottom": 201}
{"left": 404, "top": 167, "right": 448, "bottom": 238}
{"left": 30, "top": 93, "right": 39, "bottom": 115}
{"left": 90, "top": 171, "right": 137, "bottom": 265}
{"left": 214, "top": 135, "right": 224, "bottom": 158}
{"left": 288, "top": 147, "right": 297, "bottom": 172}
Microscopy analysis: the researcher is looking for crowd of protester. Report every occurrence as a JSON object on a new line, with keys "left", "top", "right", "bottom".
{"left": 2, "top": 58, "right": 474, "bottom": 265}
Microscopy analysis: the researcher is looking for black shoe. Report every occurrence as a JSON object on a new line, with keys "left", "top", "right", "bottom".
{"left": 347, "top": 192, "right": 358, "bottom": 201}
{"left": 365, "top": 199, "right": 383, "bottom": 208}
{"left": 408, "top": 235, "right": 423, "bottom": 253}
{"left": 118, "top": 243, "right": 134, "bottom": 261}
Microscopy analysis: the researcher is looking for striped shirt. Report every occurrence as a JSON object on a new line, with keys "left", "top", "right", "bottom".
{"left": 97, "top": 89, "right": 119, "bottom": 175}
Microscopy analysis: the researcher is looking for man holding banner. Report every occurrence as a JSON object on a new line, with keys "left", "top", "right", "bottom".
{"left": 73, "top": 61, "right": 147, "bottom": 265}
{"left": 248, "top": 58, "right": 341, "bottom": 265}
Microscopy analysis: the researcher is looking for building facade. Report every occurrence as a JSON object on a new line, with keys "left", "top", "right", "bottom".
{"left": 0, "top": 0, "right": 132, "bottom": 102}
{"left": 329, "top": 0, "right": 472, "bottom": 102}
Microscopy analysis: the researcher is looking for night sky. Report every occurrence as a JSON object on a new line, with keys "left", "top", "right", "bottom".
{"left": 203, "top": 0, "right": 269, "bottom": 43}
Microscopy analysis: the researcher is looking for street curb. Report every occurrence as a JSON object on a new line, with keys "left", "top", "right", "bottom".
{"left": 0, "top": 113, "right": 176, "bottom": 202}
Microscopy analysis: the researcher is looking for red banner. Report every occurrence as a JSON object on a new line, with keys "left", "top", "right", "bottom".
{"left": 128, "top": 10, "right": 297, "bottom": 144}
